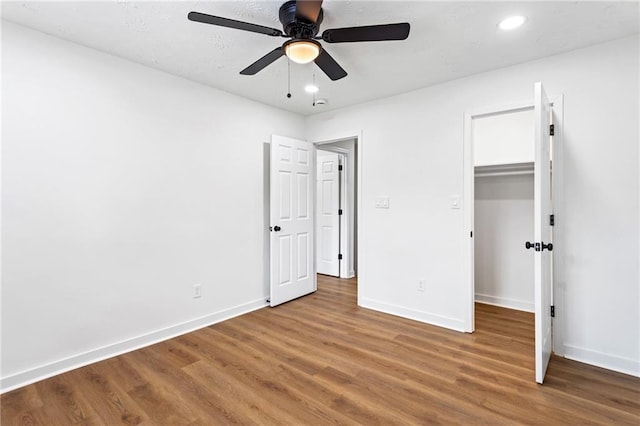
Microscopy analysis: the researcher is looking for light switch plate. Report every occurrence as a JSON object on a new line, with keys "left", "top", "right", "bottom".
{"left": 451, "top": 195, "right": 461, "bottom": 209}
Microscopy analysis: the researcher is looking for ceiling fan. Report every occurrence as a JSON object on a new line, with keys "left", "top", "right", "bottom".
{"left": 188, "top": 0, "right": 410, "bottom": 81}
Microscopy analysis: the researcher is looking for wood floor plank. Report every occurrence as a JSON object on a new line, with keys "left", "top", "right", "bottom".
{"left": 32, "top": 375, "right": 101, "bottom": 425}
{"left": 125, "top": 347, "right": 238, "bottom": 425}
{"left": 176, "top": 331, "right": 332, "bottom": 425}
{"left": 66, "top": 365, "right": 147, "bottom": 425}
{"left": 182, "top": 360, "right": 284, "bottom": 425}
{"left": 2, "top": 275, "right": 639, "bottom": 425}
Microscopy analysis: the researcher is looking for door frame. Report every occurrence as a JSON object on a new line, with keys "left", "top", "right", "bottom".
{"left": 462, "top": 95, "right": 565, "bottom": 355}
{"left": 313, "top": 131, "right": 362, "bottom": 290}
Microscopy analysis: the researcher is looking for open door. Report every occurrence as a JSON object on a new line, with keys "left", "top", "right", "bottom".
{"left": 533, "top": 82, "right": 553, "bottom": 383}
{"left": 316, "top": 152, "right": 340, "bottom": 277}
{"left": 270, "top": 135, "right": 316, "bottom": 307}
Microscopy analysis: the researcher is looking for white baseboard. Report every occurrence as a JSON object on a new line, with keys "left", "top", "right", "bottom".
{"left": 475, "top": 293, "right": 534, "bottom": 313}
{"left": 1, "top": 298, "right": 268, "bottom": 394}
{"left": 359, "top": 297, "right": 466, "bottom": 332}
{"left": 563, "top": 344, "right": 640, "bottom": 378}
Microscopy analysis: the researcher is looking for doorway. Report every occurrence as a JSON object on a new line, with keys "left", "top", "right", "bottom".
{"left": 474, "top": 108, "right": 536, "bottom": 314}
{"left": 266, "top": 132, "right": 361, "bottom": 307}
{"left": 315, "top": 137, "right": 358, "bottom": 279}
{"left": 463, "top": 84, "right": 565, "bottom": 383}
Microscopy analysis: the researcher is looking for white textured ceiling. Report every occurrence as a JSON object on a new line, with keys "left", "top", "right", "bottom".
{"left": 2, "top": 1, "right": 639, "bottom": 115}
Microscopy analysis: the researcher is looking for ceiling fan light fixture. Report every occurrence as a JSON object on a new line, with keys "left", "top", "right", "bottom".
{"left": 284, "top": 39, "right": 321, "bottom": 64}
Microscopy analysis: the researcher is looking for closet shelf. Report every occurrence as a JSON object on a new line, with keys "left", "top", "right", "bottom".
{"left": 475, "top": 162, "right": 534, "bottom": 177}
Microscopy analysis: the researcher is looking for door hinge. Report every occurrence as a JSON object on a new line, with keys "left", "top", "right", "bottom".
{"left": 338, "top": 165, "right": 343, "bottom": 171}
{"left": 470, "top": 231, "right": 473, "bottom": 238}
{"left": 338, "top": 253, "right": 343, "bottom": 260}
{"left": 550, "top": 214, "right": 555, "bottom": 226}
{"left": 550, "top": 124, "right": 555, "bottom": 136}
{"left": 338, "top": 209, "right": 343, "bottom": 215}
{"left": 550, "top": 305, "right": 555, "bottom": 317}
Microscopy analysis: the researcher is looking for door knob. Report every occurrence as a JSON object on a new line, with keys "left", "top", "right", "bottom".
{"left": 273, "top": 225, "right": 281, "bottom": 232}
{"left": 525, "top": 241, "right": 553, "bottom": 252}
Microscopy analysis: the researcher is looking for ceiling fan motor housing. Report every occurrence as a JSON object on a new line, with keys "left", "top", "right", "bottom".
{"left": 279, "top": 0, "right": 323, "bottom": 39}
{"left": 188, "top": 1, "right": 410, "bottom": 81}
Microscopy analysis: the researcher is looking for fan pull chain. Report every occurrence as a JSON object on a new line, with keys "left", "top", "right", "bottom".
{"left": 286, "top": 58, "right": 292, "bottom": 98}
{"left": 312, "top": 68, "right": 317, "bottom": 106}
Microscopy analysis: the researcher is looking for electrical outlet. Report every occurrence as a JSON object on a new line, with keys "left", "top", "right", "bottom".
{"left": 375, "top": 196, "right": 390, "bottom": 209}
{"left": 193, "top": 283, "right": 202, "bottom": 299}
{"left": 418, "top": 280, "right": 425, "bottom": 292}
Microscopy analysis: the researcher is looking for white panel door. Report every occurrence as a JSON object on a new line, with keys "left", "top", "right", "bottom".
{"left": 270, "top": 135, "right": 316, "bottom": 307}
{"left": 316, "top": 152, "right": 340, "bottom": 276}
{"left": 533, "top": 82, "right": 553, "bottom": 384}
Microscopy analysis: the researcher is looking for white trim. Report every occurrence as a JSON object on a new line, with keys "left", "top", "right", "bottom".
{"left": 463, "top": 112, "right": 475, "bottom": 332}
{"left": 475, "top": 294, "right": 534, "bottom": 313}
{"left": 563, "top": 344, "right": 640, "bottom": 378}
{"left": 475, "top": 170, "right": 534, "bottom": 177}
{"left": 356, "top": 131, "right": 362, "bottom": 284}
{"left": 467, "top": 101, "right": 534, "bottom": 119}
{"left": 550, "top": 95, "right": 565, "bottom": 357}
{"left": 360, "top": 298, "right": 467, "bottom": 332}
{"left": 312, "top": 131, "right": 360, "bottom": 146}
{"left": 0, "top": 298, "right": 267, "bottom": 394}
{"left": 315, "top": 145, "right": 350, "bottom": 155}
{"left": 337, "top": 153, "right": 349, "bottom": 278}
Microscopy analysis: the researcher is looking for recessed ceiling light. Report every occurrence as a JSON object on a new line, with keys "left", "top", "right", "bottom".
{"left": 498, "top": 15, "right": 526, "bottom": 31}
{"left": 305, "top": 84, "right": 319, "bottom": 93}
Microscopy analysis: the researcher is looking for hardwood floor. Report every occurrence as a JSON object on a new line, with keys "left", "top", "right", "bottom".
{"left": 2, "top": 275, "right": 639, "bottom": 425}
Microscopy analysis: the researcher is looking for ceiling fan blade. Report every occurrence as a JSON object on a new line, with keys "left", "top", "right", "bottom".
{"left": 188, "top": 11, "right": 283, "bottom": 37}
{"left": 295, "top": 0, "right": 323, "bottom": 24}
{"left": 322, "top": 22, "right": 410, "bottom": 43}
{"left": 240, "top": 48, "right": 285, "bottom": 75}
{"left": 314, "top": 49, "right": 347, "bottom": 81}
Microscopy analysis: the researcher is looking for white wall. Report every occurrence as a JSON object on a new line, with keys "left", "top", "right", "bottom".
{"left": 306, "top": 35, "right": 639, "bottom": 376}
{"left": 475, "top": 174, "right": 534, "bottom": 312}
{"left": 473, "top": 109, "right": 534, "bottom": 166}
{"left": 1, "top": 21, "right": 305, "bottom": 391}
